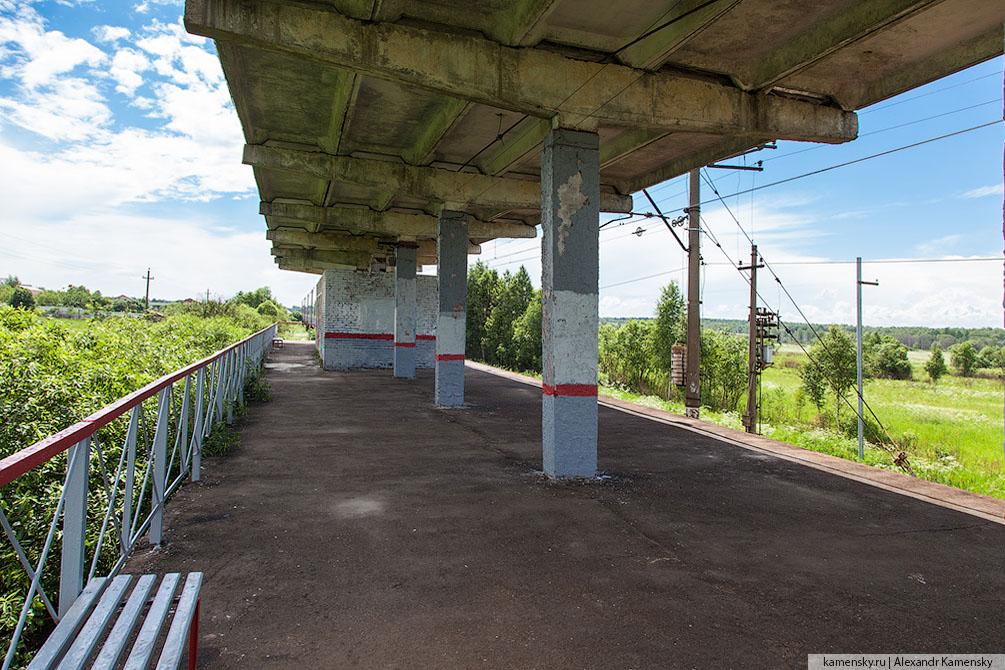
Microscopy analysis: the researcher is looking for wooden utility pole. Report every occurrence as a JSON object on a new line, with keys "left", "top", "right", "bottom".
{"left": 141, "top": 269, "right": 154, "bottom": 311}
{"left": 685, "top": 169, "right": 701, "bottom": 418}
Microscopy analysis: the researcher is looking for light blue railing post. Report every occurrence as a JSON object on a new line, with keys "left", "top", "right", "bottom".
{"left": 121, "top": 406, "right": 139, "bottom": 556}
{"left": 178, "top": 375, "right": 191, "bottom": 469}
{"left": 213, "top": 355, "right": 226, "bottom": 424}
{"left": 226, "top": 350, "right": 235, "bottom": 426}
{"left": 149, "top": 388, "right": 170, "bottom": 546}
{"left": 238, "top": 343, "right": 246, "bottom": 406}
{"left": 191, "top": 368, "right": 205, "bottom": 483}
{"left": 58, "top": 437, "right": 90, "bottom": 616}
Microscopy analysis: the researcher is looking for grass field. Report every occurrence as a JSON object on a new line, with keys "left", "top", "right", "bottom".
{"left": 756, "top": 346, "right": 1004, "bottom": 498}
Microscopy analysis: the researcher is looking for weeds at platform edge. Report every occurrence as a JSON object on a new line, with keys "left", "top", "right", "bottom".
{"left": 203, "top": 423, "right": 242, "bottom": 456}
{"left": 244, "top": 366, "right": 272, "bottom": 402}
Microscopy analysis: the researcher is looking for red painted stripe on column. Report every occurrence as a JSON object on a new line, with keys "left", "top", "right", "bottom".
{"left": 416, "top": 335, "right": 436, "bottom": 341}
{"left": 394, "top": 342, "right": 416, "bottom": 348}
{"left": 542, "top": 384, "right": 598, "bottom": 397}
{"left": 435, "top": 354, "right": 465, "bottom": 362}
{"left": 324, "top": 332, "right": 394, "bottom": 340}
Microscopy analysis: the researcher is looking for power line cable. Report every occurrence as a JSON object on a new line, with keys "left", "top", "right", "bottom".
{"left": 679, "top": 120, "right": 1002, "bottom": 209}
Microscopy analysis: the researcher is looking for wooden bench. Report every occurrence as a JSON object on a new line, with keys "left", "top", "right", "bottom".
{"left": 28, "top": 573, "right": 202, "bottom": 670}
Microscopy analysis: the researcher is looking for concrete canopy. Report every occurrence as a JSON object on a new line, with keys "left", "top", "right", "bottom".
{"left": 186, "top": 0, "right": 1004, "bottom": 274}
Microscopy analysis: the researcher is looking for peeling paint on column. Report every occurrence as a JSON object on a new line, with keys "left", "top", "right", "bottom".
{"left": 556, "top": 171, "right": 589, "bottom": 255}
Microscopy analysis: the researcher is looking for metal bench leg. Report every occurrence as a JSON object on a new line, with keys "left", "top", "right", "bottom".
{"left": 189, "top": 598, "right": 200, "bottom": 670}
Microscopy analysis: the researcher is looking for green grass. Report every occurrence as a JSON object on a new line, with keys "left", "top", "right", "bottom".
{"left": 40, "top": 316, "right": 92, "bottom": 331}
{"left": 758, "top": 347, "right": 1005, "bottom": 498}
{"left": 278, "top": 323, "right": 312, "bottom": 340}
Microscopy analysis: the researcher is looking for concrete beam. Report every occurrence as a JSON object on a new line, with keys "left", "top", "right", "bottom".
{"left": 484, "top": 0, "right": 560, "bottom": 46}
{"left": 276, "top": 260, "right": 339, "bottom": 274}
{"left": 475, "top": 118, "right": 551, "bottom": 176}
{"left": 402, "top": 97, "right": 473, "bottom": 166}
{"left": 266, "top": 229, "right": 481, "bottom": 254}
{"left": 187, "top": 0, "right": 858, "bottom": 142}
{"left": 744, "top": 0, "right": 944, "bottom": 95}
{"left": 261, "top": 203, "right": 538, "bottom": 240}
{"left": 321, "top": 73, "right": 362, "bottom": 154}
{"left": 271, "top": 247, "right": 373, "bottom": 269}
{"left": 266, "top": 229, "right": 380, "bottom": 253}
{"left": 246, "top": 145, "right": 633, "bottom": 212}
{"left": 616, "top": 0, "right": 743, "bottom": 70}
{"left": 599, "top": 129, "right": 669, "bottom": 169}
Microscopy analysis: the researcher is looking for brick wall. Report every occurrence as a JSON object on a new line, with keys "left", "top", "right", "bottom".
{"left": 318, "top": 269, "right": 437, "bottom": 370}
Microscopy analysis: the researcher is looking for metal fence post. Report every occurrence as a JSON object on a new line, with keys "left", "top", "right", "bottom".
{"left": 121, "top": 406, "right": 140, "bottom": 555}
{"left": 59, "top": 437, "right": 90, "bottom": 616}
{"left": 214, "top": 354, "right": 226, "bottom": 423}
{"left": 178, "top": 375, "right": 192, "bottom": 470}
{"left": 203, "top": 360, "right": 216, "bottom": 437}
{"left": 191, "top": 368, "right": 205, "bottom": 482}
{"left": 150, "top": 387, "right": 170, "bottom": 546}
{"left": 238, "top": 343, "right": 246, "bottom": 406}
{"left": 226, "top": 350, "right": 235, "bottom": 426}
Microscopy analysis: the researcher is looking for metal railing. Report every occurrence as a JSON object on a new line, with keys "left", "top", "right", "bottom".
{"left": 0, "top": 324, "right": 277, "bottom": 669}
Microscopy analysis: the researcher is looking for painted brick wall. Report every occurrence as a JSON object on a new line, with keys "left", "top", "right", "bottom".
{"left": 320, "top": 269, "right": 437, "bottom": 370}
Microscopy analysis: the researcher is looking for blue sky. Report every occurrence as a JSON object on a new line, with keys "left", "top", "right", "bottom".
{"left": 1, "top": 1, "right": 1003, "bottom": 326}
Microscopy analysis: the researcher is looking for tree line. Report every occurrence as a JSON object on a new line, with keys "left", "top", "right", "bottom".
{"left": 703, "top": 316, "right": 1005, "bottom": 352}
{"left": 466, "top": 263, "right": 1003, "bottom": 426}
{"left": 465, "top": 263, "right": 750, "bottom": 412}
{"left": 1, "top": 274, "right": 293, "bottom": 322}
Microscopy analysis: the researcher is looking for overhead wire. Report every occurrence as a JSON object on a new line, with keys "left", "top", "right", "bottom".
{"left": 697, "top": 169, "right": 919, "bottom": 472}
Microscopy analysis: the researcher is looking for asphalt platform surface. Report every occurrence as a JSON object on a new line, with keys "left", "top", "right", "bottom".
{"left": 126, "top": 342, "right": 1005, "bottom": 669}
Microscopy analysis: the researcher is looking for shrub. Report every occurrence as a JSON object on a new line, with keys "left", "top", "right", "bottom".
{"left": 257, "top": 300, "right": 279, "bottom": 317}
{"left": 925, "top": 344, "right": 947, "bottom": 387}
{"left": 950, "top": 341, "right": 977, "bottom": 376}
{"left": 9, "top": 286, "right": 35, "bottom": 309}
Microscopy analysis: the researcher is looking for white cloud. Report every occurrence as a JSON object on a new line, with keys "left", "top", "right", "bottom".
{"left": 0, "top": 12, "right": 253, "bottom": 206}
{"left": 961, "top": 184, "right": 1004, "bottom": 199}
{"left": 108, "top": 47, "right": 149, "bottom": 95}
{"left": 0, "top": 10, "right": 106, "bottom": 88}
{"left": 93, "top": 25, "right": 130, "bottom": 43}
{"left": 914, "top": 234, "right": 962, "bottom": 256}
{"left": 134, "top": 0, "right": 182, "bottom": 14}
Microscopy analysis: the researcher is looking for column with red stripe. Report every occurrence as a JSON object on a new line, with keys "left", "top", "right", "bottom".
{"left": 541, "top": 128, "right": 599, "bottom": 478}
{"left": 393, "top": 244, "right": 418, "bottom": 378}
{"left": 435, "top": 211, "right": 469, "bottom": 406}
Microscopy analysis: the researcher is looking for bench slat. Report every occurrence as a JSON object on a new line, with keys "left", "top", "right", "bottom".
{"left": 90, "top": 574, "right": 157, "bottom": 670}
{"left": 154, "top": 573, "right": 203, "bottom": 670}
{"left": 55, "top": 575, "right": 132, "bottom": 670}
{"left": 27, "top": 578, "right": 107, "bottom": 670}
{"left": 122, "top": 574, "right": 180, "bottom": 670}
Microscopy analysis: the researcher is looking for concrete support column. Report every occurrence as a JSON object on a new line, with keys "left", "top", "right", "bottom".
{"left": 435, "top": 211, "right": 469, "bottom": 406}
{"left": 541, "top": 128, "right": 599, "bottom": 478}
{"left": 394, "top": 244, "right": 418, "bottom": 378}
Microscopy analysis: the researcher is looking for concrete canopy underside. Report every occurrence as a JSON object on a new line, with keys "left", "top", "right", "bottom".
{"left": 186, "top": 0, "right": 1004, "bottom": 272}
